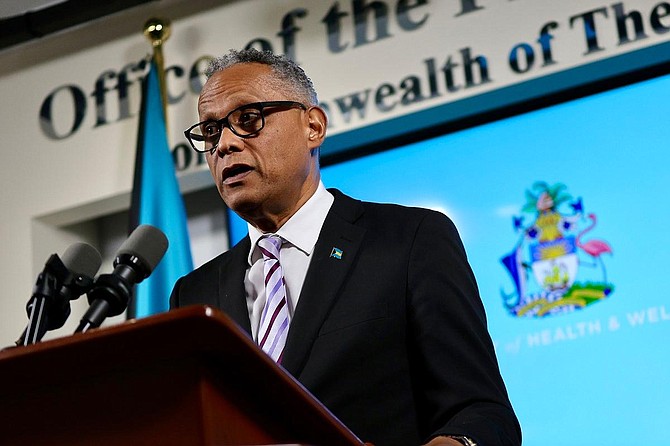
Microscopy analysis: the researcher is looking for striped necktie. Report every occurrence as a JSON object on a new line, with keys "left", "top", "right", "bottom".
{"left": 257, "top": 235, "right": 291, "bottom": 363}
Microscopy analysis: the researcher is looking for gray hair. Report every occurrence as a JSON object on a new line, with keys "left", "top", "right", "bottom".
{"left": 205, "top": 49, "right": 318, "bottom": 105}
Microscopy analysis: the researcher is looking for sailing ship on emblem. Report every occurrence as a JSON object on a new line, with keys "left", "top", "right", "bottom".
{"left": 501, "top": 182, "right": 614, "bottom": 317}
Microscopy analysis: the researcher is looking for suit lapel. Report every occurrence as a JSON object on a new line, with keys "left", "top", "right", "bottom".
{"left": 281, "top": 191, "right": 366, "bottom": 376}
{"left": 217, "top": 236, "right": 253, "bottom": 335}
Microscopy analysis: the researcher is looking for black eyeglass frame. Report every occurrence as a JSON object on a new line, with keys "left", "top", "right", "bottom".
{"left": 183, "top": 100, "right": 307, "bottom": 153}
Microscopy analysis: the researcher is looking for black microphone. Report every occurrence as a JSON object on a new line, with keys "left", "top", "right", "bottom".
{"left": 52, "top": 243, "right": 103, "bottom": 329}
{"left": 20, "top": 243, "right": 102, "bottom": 345}
{"left": 75, "top": 225, "right": 168, "bottom": 333}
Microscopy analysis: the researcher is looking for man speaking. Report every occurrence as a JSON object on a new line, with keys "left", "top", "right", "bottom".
{"left": 170, "top": 48, "right": 521, "bottom": 446}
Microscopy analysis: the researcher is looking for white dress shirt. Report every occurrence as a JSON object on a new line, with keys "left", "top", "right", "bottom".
{"left": 245, "top": 182, "right": 334, "bottom": 341}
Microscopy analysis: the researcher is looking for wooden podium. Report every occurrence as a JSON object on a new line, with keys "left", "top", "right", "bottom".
{"left": 0, "top": 306, "right": 364, "bottom": 445}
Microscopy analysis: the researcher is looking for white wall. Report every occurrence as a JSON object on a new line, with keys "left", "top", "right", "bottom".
{"left": 1, "top": 0, "right": 668, "bottom": 346}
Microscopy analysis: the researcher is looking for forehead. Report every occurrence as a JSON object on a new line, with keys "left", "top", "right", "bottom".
{"left": 198, "top": 63, "right": 280, "bottom": 118}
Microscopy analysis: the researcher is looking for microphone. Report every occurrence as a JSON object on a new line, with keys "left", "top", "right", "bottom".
{"left": 48, "top": 242, "right": 103, "bottom": 329}
{"left": 75, "top": 225, "right": 168, "bottom": 333}
{"left": 20, "top": 243, "right": 102, "bottom": 345}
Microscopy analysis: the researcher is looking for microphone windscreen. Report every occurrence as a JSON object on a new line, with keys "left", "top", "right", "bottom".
{"left": 117, "top": 225, "right": 169, "bottom": 272}
{"left": 61, "top": 243, "right": 102, "bottom": 278}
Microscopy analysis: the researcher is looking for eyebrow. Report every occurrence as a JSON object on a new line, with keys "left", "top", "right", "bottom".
{"left": 198, "top": 97, "right": 258, "bottom": 121}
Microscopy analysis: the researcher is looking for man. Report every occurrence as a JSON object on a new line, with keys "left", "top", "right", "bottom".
{"left": 170, "top": 48, "right": 521, "bottom": 446}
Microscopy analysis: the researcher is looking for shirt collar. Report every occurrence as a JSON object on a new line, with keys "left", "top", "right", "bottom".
{"left": 247, "top": 182, "right": 334, "bottom": 265}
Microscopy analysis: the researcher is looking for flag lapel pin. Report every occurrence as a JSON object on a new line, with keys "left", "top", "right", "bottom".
{"left": 330, "top": 247, "right": 343, "bottom": 260}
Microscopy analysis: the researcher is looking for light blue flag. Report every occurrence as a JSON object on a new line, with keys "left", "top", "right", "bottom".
{"left": 130, "top": 59, "right": 193, "bottom": 318}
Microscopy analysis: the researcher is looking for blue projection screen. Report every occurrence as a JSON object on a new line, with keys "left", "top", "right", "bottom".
{"left": 319, "top": 72, "right": 670, "bottom": 445}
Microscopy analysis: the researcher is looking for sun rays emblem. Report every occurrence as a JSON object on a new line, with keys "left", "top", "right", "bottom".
{"left": 500, "top": 181, "right": 614, "bottom": 317}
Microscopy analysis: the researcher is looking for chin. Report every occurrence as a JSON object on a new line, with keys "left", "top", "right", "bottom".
{"left": 223, "top": 193, "right": 260, "bottom": 218}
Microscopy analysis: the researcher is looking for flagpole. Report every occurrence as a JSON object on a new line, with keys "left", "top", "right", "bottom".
{"left": 130, "top": 17, "right": 193, "bottom": 319}
{"left": 143, "top": 18, "right": 171, "bottom": 130}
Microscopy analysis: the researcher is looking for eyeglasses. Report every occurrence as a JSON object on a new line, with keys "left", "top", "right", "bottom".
{"left": 183, "top": 101, "right": 307, "bottom": 153}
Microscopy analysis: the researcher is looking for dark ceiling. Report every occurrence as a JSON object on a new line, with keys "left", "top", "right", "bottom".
{"left": 0, "top": 0, "right": 155, "bottom": 51}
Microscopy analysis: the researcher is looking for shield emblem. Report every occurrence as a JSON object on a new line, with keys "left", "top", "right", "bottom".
{"left": 529, "top": 236, "right": 578, "bottom": 291}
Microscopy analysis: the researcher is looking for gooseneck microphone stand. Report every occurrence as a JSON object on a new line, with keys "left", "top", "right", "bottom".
{"left": 20, "top": 255, "right": 70, "bottom": 346}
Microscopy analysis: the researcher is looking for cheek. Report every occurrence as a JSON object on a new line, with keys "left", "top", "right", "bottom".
{"left": 256, "top": 125, "right": 311, "bottom": 178}
{"left": 267, "top": 147, "right": 307, "bottom": 179}
{"left": 206, "top": 154, "right": 220, "bottom": 185}
{"left": 206, "top": 153, "right": 216, "bottom": 172}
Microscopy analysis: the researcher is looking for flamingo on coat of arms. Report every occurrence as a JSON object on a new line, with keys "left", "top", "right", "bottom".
{"left": 576, "top": 213, "right": 613, "bottom": 282}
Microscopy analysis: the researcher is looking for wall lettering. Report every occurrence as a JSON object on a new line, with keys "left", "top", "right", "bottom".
{"left": 36, "top": 0, "right": 670, "bottom": 172}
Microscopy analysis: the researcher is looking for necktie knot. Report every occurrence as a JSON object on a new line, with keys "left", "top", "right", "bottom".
{"left": 258, "top": 234, "right": 283, "bottom": 260}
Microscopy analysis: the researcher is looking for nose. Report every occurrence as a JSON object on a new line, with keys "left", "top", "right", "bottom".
{"left": 213, "top": 126, "right": 243, "bottom": 156}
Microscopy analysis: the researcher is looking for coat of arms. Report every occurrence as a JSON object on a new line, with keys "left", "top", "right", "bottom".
{"left": 501, "top": 182, "right": 614, "bottom": 317}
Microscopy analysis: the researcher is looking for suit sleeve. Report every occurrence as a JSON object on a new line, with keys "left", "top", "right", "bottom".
{"left": 168, "top": 276, "right": 183, "bottom": 309}
{"left": 406, "top": 210, "right": 521, "bottom": 445}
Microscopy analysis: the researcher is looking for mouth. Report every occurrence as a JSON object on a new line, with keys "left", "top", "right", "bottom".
{"left": 221, "top": 164, "right": 253, "bottom": 185}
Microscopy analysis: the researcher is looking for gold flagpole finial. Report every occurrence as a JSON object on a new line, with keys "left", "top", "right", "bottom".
{"left": 143, "top": 18, "right": 171, "bottom": 130}
{"left": 143, "top": 18, "right": 171, "bottom": 47}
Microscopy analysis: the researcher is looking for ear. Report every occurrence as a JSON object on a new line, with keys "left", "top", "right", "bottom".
{"left": 305, "top": 106, "right": 328, "bottom": 149}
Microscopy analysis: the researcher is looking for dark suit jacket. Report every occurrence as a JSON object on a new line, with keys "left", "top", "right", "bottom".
{"left": 170, "top": 189, "right": 521, "bottom": 446}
